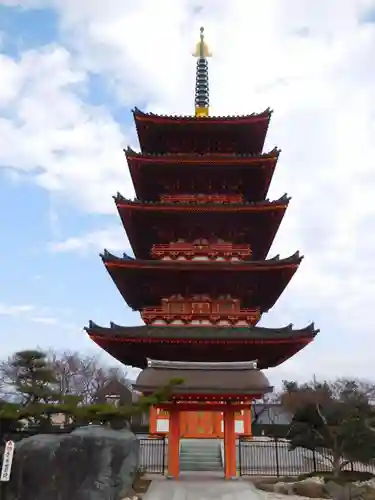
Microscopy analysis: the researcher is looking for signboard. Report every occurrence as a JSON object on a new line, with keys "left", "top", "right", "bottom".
{"left": 0, "top": 440, "right": 15, "bottom": 482}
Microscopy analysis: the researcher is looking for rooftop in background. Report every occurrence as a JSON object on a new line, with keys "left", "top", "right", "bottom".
{"left": 252, "top": 403, "right": 293, "bottom": 426}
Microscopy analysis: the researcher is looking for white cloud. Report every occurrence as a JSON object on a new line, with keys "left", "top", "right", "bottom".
{"left": 30, "top": 316, "right": 58, "bottom": 325}
{"left": 0, "top": 303, "right": 68, "bottom": 329}
{"left": 0, "top": 45, "right": 132, "bottom": 214}
{"left": 0, "top": 304, "right": 34, "bottom": 316}
{"left": 48, "top": 226, "right": 126, "bottom": 255}
{"left": 1, "top": 0, "right": 375, "bottom": 381}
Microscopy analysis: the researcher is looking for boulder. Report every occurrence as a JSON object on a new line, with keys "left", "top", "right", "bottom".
{"left": 300, "top": 476, "right": 325, "bottom": 484}
{"left": 256, "top": 482, "right": 277, "bottom": 492}
{"left": 292, "top": 480, "right": 328, "bottom": 498}
{"left": 358, "top": 485, "right": 375, "bottom": 500}
{"left": 3, "top": 425, "right": 140, "bottom": 500}
{"left": 253, "top": 476, "right": 296, "bottom": 487}
{"left": 356, "top": 479, "right": 375, "bottom": 488}
{"left": 274, "top": 482, "right": 295, "bottom": 495}
{"left": 253, "top": 477, "right": 279, "bottom": 486}
{"left": 323, "top": 481, "right": 364, "bottom": 500}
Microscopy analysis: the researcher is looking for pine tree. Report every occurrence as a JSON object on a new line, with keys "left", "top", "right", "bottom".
{"left": 281, "top": 378, "right": 375, "bottom": 477}
{"left": 11, "top": 350, "right": 60, "bottom": 406}
{"left": 0, "top": 349, "right": 184, "bottom": 434}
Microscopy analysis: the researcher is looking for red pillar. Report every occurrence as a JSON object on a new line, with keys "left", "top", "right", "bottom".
{"left": 149, "top": 405, "right": 157, "bottom": 435}
{"left": 243, "top": 400, "right": 252, "bottom": 437}
{"left": 167, "top": 407, "right": 180, "bottom": 478}
{"left": 224, "top": 407, "right": 236, "bottom": 479}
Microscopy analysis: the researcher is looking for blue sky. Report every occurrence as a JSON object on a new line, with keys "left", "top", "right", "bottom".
{"left": 1, "top": 0, "right": 375, "bottom": 386}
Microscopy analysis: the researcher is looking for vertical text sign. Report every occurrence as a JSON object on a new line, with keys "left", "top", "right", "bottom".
{"left": 0, "top": 440, "right": 15, "bottom": 482}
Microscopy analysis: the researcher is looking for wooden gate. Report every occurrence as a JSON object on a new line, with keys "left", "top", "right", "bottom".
{"left": 180, "top": 411, "right": 221, "bottom": 438}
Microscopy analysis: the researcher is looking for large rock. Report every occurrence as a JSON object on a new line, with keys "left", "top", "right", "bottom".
{"left": 256, "top": 482, "right": 277, "bottom": 492}
{"left": 275, "top": 482, "right": 295, "bottom": 495}
{"left": 3, "top": 425, "right": 140, "bottom": 500}
{"left": 293, "top": 480, "right": 328, "bottom": 498}
{"left": 323, "top": 481, "right": 364, "bottom": 500}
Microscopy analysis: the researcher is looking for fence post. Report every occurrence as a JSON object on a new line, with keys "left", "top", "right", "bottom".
{"left": 162, "top": 437, "right": 166, "bottom": 474}
{"left": 238, "top": 439, "right": 242, "bottom": 476}
{"left": 313, "top": 449, "right": 317, "bottom": 472}
{"left": 274, "top": 438, "right": 280, "bottom": 477}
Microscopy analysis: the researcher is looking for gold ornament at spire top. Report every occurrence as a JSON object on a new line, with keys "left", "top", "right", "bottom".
{"left": 193, "top": 26, "right": 212, "bottom": 59}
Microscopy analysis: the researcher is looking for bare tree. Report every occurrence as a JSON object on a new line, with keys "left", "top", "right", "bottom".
{"left": 46, "top": 350, "right": 130, "bottom": 404}
{"left": 252, "top": 392, "right": 282, "bottom": 426}
{"left": 0, "top": 349, "right": 130, "bottom": 405}
{"left": 0, "top": 355, "right": 25, "bottom": 402}
{"left": 329, "top": 378, "right": 375, "bottom": 405}
{"left": 280, "top": 378, "right": 332, "bottom": 413}
{"left": 280, "top": 377, "right": 375, "bottom": 412}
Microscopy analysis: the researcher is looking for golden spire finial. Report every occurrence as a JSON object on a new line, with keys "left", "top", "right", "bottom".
{"left": 193, "top": 27, "right": 211, "bottom": 117}
{"left": 193, "top": 26, "right": 212, "bottom": 59}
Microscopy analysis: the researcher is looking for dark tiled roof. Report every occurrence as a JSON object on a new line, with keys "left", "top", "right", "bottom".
{"left": 124, "top": 146, "right": 280, "bottom": 159}
{"left": 147, "top": 359, "right": 258, "bottom": 370}
{"left": 101, "top": 249, "right": 302, "bottom": 267}
{"left": 134, "top": 365, "right": 272, "bottom": 395}
{"left": 132, "top": 107, "right": 273, "bottom": 121}
{"left": 86, "top": 322, "right": 319, "bottom": 341}
{"left": 113, "top": 192, "right": 290, "bottom": 207}
{"left": 99, "top": 252, "right": 303, "bottom": 312}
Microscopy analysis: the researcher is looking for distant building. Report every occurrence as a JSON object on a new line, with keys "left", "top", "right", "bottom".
{"left": 251, "top": 403, "right": 293, "bottom": 437}
{"left": 49, "top": 380, "right": 133, "bottom": 427}
{"left": 95, "top": 379, "right": 133, "bottom": 407}
{"left": 252, "top": 403, "right": 293, "bottom": 425}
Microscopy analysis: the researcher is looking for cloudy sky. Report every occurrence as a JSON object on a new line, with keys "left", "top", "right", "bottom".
{"left": 0, "top": 0, "right": 375, "bottom": 387}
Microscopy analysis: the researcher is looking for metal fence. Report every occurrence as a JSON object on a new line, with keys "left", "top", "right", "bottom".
{"left": 3, "top": 430, "right": 374, "bottom": 477}
{"left": 238, "top": 438, "right": 375, "bottom": 476}
{"left": 139, "top": 437, "right": 166, "bottom": 474}
{"left": 1, "top": 426, "right": 167, "bottom": 476}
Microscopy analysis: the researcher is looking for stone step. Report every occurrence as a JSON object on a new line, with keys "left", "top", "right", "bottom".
{"left": 180, "top": 464, "right": 222, "bottom": 470}
{"left": 180, "top": 444, "right": 220, "bottom": 451}
{"left": 180, "top": 442, "right": 219, "bottom": 446}
{"left": 180, "top": 463, "right": 223, "bottom": 471}
{"left": 180, "top": 455, "right": 220, "bottom": 462}
{"left": 180, "top": 450, "right": 220, "bottom": 457}
{"left": 181, "top": 456, "right": 220, "bottom": 461}
{"left": 179, "top": 439, "right": 222, "bottom": 471}
{"left": 181, "top": 454, "right": 221, "bottom": 460}
{"left": 180, "top": 446, "right": 219, "bottom": 451}
{"left": 180, "top": 455, "right": 221, "bottom": 463}
{"left": 180, "top": 447, "right": 220, "bottom": 455}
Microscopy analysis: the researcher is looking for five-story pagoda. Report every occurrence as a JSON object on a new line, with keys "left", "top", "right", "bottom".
{"left": 85, "top": 28, "right": 319, "bottom": 479}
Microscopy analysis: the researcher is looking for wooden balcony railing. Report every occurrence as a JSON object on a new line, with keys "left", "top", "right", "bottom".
{"left": 160, "top": 193, "right": 243, "bottom": 204}
{"left": 141, "top": 305, "right": 260, "bottom": 326}
{"left": 151, "top": 242, "right": 252, "bottom": 260}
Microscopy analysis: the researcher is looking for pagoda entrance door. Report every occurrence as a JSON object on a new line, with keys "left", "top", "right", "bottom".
{"left": 180, "top": 411, "right": 221, "bottom": 438}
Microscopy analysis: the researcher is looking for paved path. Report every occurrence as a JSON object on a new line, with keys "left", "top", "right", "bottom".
{"left": 144, "top": 476, "right": 261, "bottom": 500}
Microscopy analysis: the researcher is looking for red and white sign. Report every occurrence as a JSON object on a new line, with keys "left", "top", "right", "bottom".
{"left": 1, "top": 440, "right": 15, "bottom": 482}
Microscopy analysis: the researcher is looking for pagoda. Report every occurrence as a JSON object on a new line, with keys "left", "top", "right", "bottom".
{"left": 85, "top": 27, "right": 319, "bottom": 479}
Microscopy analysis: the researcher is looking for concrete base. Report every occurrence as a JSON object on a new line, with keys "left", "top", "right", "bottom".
{"left": 144, "top": 477, "right": 261, "bottom": 500}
